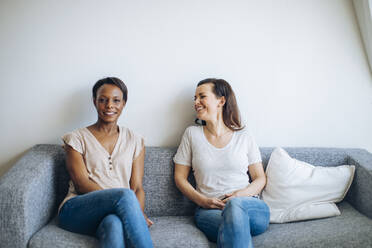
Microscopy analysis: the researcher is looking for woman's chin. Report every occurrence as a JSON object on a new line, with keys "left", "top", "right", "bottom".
{"left": 99, "top": 116, "right": 118, "bottom": 123}
{"left": 196, "top": 113, "right": 204, "bottom": 120}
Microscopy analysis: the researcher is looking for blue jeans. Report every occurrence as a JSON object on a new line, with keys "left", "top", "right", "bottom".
{"left": 194, "top": 197, "right": 270, "bottom": 248}
{"left": 58, "top": 188, "right": 153, "bottom": 248}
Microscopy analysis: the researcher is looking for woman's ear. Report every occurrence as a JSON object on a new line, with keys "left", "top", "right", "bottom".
{"left": 92, "top": 98, "right": 97, "bottom": 108}
{"left": 218, "top": 96, "right": 226, "bottom": 108}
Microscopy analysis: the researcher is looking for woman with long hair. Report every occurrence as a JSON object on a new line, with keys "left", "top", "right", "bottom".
{"left": 174, "top": 78, "right": 269, "bottom": 248}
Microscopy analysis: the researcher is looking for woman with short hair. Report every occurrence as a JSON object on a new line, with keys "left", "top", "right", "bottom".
{"left": 58, "top": 77, "right": 153, "bottom": 248}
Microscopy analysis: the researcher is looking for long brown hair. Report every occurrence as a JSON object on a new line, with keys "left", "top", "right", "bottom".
{"left": 196, "top": 78, "right": 244, "bottom": 131}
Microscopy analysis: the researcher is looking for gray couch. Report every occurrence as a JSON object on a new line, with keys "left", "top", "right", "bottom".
{"left": 0, "top": 145, "right": 371, "bottom": 248}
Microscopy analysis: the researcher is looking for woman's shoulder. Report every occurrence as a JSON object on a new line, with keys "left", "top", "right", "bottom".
{"left": 234, "top": 127, "right": 255, "bottom": 140}
{"left": 184, "top": 125, "right": 202, "bottom": 136}
{"left": 61, "top": 128, "right": 88, "bottom": 153}
{"left": 119, "top": 126, "right": 144, "bottom": 142}
{"left": 185, "top": 125, "right": 200, "bottom": 132}
{"left": 62, "top": 127, "right": 87, "bottom": 140}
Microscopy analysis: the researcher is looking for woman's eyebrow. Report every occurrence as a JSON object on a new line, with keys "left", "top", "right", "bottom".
{"left": 98, "top": 94, "right": 121, "bottom": 98}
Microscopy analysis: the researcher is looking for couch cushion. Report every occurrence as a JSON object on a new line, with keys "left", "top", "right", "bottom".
{"left": 29, "top": 202, "right": 371, "bottom": 248}
{"left": 148, "top": 216, "right": 213, "bottom": 247}
{"left": 262, "top": 147, "right": 355, "bottom": 223}
{"left": 143, "top": 147, "right": 197, "bottom": 217}
{"left": 28, "top": 217, "right": 98, "bottom": 248}
{"left": 253, "top": 201, "right": 372, "bottom": 248}
{"left": 28, "top": 216, "right": 213, "bottom": 248}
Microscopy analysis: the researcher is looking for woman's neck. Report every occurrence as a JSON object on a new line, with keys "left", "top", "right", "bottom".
{"left": 92, "top": 121, "right": 118, "bottom": 135}
{"left": 204, "top": 118, "right": 231, "bottom": 138}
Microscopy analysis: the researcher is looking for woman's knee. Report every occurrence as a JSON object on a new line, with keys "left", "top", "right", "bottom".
{"left": 108, "top": 188, "right": 136, "bottom": 203}
{"left": 110, "top": 188, "right": 141, "bottom": 213}
{"left": 97, "top": 214, "right": 122, "bottom": 234}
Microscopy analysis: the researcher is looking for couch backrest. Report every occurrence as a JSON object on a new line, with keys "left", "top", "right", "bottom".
{"left": 142, "top": 147, "right": 349, "bottom": 216}
{"left": 56, "top": 146, "right": 350, "bottom": 217}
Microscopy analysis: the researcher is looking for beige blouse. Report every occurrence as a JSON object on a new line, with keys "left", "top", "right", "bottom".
{"left": 59, "top": 126, "right": 144, "bottom": 212}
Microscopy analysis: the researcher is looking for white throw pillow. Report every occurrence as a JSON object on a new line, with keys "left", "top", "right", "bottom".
{"left": 261, "top": 147, "right": 355, "bottom": 223}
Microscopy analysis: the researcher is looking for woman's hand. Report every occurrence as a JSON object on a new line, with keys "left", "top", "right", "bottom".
{"left": 146, "top": 217, "right": 154, "bottom": 227}
{"left": 143, "top": 213, "right": 153, "bottom": 227}
{"left": 221, "top": 190, "right": 246, "bottom": 203}
{"left": 200, "top": 197, "right": 225, "bottom": 209}
{"left": 222, "top": 162, "right": 267, "bottom": 203}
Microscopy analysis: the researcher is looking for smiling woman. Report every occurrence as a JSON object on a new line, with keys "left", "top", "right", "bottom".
{"left": 58, "top": 77, "right": 154, "bottom": 248}
{"left": 174, "top": 78, "right": 270, "bottom": 248}
{"left": 92, "top": 77, "right": 127, "bottom": 124}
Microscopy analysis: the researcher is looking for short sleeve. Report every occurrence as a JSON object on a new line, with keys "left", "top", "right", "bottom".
{"left": 247, "top": 134, "right": 262, "bottom": 165}
{"left": 173, "top": 128, "right": 192, "bottom": 166}
{"left": 133, "top": 135, "right": 145, "bottom": 160}
{"left": 62, "top": 132, "right": 84, "bottom": 154}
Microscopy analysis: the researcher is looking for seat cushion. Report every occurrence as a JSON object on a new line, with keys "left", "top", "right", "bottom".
{"left": 148, "top": 216, "right": 214, "bottom": 248}
{"left": 29, "top": 202, "right": 371, "bottom": 248}
{"left": 28, "top": 217, "right": 98, "bottom": 248}
{"left": 253, "top": 202, "right": 372, "bottom": 248}
{"left": 28, "top": 216, "right": 214, "bottom": 248}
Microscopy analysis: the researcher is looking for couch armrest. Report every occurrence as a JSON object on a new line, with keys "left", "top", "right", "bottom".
{"left": 0, "top": 145, "right": 65, "bottom": 248}
{"left": 346, "top": 149, "right": 372, "bottom": 219}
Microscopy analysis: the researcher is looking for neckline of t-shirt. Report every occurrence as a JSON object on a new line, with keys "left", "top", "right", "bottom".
{"left": 83, "top": 126, "right": 122, "bottom": 156}
{"left": 200, "top": 126, "right": 235, "bottom": 150}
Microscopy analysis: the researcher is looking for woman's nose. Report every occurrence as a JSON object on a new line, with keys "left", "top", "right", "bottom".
{"left": 106, "top": 100, "right": 114, "bottom": 108}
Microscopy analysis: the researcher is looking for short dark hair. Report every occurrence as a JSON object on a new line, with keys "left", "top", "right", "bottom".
{"left": 196, "top": 78, "right": 244, "bottom": 131}
{"left": 92, "top": 77, "right": 128, "bottom": 102}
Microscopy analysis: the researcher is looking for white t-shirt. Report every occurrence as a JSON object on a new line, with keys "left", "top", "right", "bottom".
{"left": 173, "top": 125, "right": 262, "bottom": 199}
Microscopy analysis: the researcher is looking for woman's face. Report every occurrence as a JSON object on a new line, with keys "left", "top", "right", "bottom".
{"left": 94, "top": 84, "right": 125, "bottom": 123}
{"left": 194, "top": 83, "right": 224, "bottom": 122}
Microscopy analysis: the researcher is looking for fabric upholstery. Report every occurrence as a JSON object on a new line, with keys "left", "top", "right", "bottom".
{"left": 346, "top": 149, "right": 372, "bottom": 218}
{"left": 143, "top": 147, "right": 197, "bottom": 217}
{"left": 253, "top": 201, "right": 372, "bottom": 248}
{"left": 1, "top": 144, "right": 371, "bottom": 248}
{"left": 0, "top": 145, "right": 64, "bottom": 248}
{"left": 28, "top": 202, "right": 372, "bottom": 248}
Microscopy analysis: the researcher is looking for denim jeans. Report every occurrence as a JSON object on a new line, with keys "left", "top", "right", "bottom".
{"left": 58, "top": 188, "right": 153, "bottom": 248}
{"left": 194, "top": 197, "right": 270, "bottom": 248}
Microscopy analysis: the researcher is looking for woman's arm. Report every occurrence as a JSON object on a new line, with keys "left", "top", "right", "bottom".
{"left": 174, "top": 163, "right": 225, "bottom": 209}
{"left": 64, "top": 145, "right": 102, "bottom": 194}
{"left": 129, "top": 147, "right": 153, "bottom": 227}
{"left": 223, "top": 162, "right": 266, "bottom": 202}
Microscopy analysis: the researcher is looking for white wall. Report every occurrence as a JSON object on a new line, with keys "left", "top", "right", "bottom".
{"left": 353, "top": 0, "right": 372, "bottom": 72}
{"left": 1, "top": 0, "right": 372, "bottom": 176}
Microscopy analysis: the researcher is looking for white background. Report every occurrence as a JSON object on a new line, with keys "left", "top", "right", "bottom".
{"left": 1, "top": 0, "right": 372, "bottom": 176}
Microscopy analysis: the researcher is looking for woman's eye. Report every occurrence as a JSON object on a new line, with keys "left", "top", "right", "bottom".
{"left": 114, "top": 99, "right": 121, "bottom": 103}
{"left": 98, "top": 99, "right": 105, "bottom": 103}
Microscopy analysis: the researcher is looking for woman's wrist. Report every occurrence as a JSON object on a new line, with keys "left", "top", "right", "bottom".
{"left": 196, "top": 195, "right": 208, "bottom": 207}
{"left": 234, "top": 187, "right": 257, "bottom": 197}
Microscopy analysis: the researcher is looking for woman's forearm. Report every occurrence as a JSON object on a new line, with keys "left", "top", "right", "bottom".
{"left": 237, "top": 176, "right": 266, "bottom": 197}
{"left": 75, "top": 178, "right": 103, "bottom": 194}
{"left": 175, "top": 178, "right": 206, "bottom": 206}
{"left": 134, "top": 187, "right": 146, "bottom": 212}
